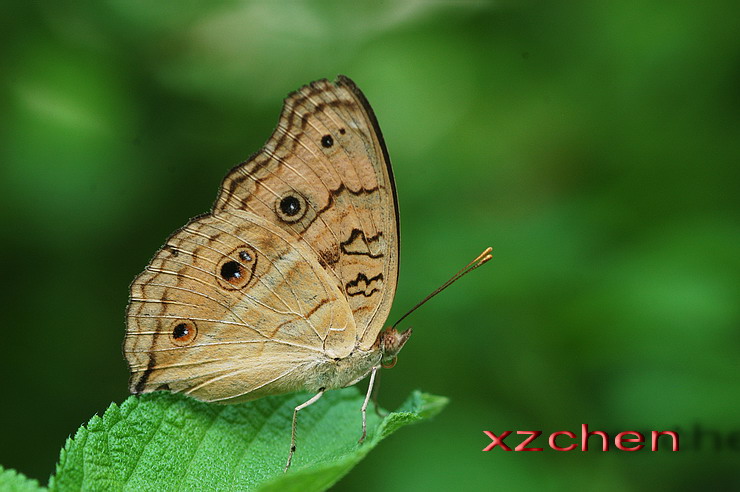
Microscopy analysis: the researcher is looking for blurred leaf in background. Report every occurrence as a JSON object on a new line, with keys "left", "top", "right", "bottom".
{"left": 0, "top": 1, "right": 738, "bottom": 491}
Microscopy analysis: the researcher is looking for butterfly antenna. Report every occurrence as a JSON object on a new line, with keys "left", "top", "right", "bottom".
{"left": 391, "top": 247, "right": 493, "bottom": 329}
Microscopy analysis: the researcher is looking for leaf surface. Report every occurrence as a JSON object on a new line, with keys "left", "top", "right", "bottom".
{"left": 48, "top": 388, "right": 446, "bottom": 491}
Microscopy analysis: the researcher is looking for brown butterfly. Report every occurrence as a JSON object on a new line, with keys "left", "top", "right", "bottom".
{"left": 123, "top": 75, "right": 491, "bottom": 471}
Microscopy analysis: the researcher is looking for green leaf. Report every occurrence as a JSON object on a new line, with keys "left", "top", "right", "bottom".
{"left": 49, "top": 388, "right": 446, "bottom": 491}
{"left": 0, "top": 465, "right": 46, "bottom": 492}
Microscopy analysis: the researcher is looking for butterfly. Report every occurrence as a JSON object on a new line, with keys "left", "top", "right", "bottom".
{"left": 123, "top": 75, "right": 491, "bottom": 471}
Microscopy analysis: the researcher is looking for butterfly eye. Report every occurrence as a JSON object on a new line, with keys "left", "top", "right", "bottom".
{"left": 216, "top": 246, "right": 257, "bottom": 290}
{"left": 321, "top": 134, "right": 334, "bottom": 148}
{"left": 275, "top": 192, "right": 308, "bottom": 223}
{"left": 171, "top": 320, "right": 197, "bottom": 346}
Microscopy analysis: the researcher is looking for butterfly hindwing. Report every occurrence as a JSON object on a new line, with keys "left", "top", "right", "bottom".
{"left": 125, "top": 210, "right": 356, "bottom": 402}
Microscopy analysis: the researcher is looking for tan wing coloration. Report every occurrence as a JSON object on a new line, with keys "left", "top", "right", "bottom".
{"left": 214, "top": 76, "right": 399, "bottom": 351}
{"left": 125, "top": 210, "right": 358, "bottom": 403}
{"left": 123, "top": 76, "right": 486, "bottom": 469}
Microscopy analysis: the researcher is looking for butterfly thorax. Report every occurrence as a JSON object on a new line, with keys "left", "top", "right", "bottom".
{"left": 306, "top": 348, "right": 382, "bottom": 392}
{"left": 305, "top": 327, "right": 411, "bottom": 391}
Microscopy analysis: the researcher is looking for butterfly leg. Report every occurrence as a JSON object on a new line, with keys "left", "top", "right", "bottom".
{"left": 358, "top": 366, "right": 380, "bottom": 444}
{"left": 371, "top": 369, "right": 388, "bottom": 418}
{"left": 285, "top": 389, "right": 325, "bottom": 473}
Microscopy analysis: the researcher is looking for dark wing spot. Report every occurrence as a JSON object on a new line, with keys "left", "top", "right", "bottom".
{"left": 173, "top": 323, "right": 189, "bottom": 339}
{"left": 319, "top": 247, "right": 341, "bottom": 267}
{"left": 220, "top": 261, "right": 243, "bottom": 281}
{"left": 164, "top": 245, "right": 179, "bottom": 257}
{"left": 275, "top": 192, "right": 308, "bottom": 223}
{"left": 216, "top": 246, "right": 258, "bottom": 290}
{"left": 340, "top": 228, "right": 384, "bottom": 258}
{"left": 171, "top": 320, "right": 198, "bottom": 345}
{"left": 321, "top": 134, "right": 334, "bottom": 148}
{"left": 346, "top": 273, "right": 383, "bottom": 297}
{"left": 280, "top": 195, "right": 301, "bottom": 216}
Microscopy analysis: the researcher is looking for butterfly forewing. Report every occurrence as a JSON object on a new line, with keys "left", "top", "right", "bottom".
{"left": 214, "top": 76, "right": 399, "bottom": 350}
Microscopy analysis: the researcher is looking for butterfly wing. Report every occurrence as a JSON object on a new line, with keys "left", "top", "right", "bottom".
{"left": 124, "top": 210, "right": 356, "bottom": 403}
{"left": 214, "top": 76, "right": 399, "bottom": 350}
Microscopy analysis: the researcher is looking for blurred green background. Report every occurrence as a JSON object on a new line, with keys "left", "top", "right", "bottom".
{"left": 1, "top": 1, "right": 738, "bottom": 490}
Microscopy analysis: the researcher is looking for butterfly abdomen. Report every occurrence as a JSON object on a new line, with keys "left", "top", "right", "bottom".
{"left": 303, "top": 349, "right": 383, "bottom": 392}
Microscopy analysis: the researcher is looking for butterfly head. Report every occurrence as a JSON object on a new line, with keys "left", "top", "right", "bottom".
{"left": 379, "top": 327, "right": 412, "bottom": 369}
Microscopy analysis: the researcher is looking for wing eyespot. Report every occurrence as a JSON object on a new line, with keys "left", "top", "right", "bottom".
{"left": 216, "top": 245, "right": 258, "bottom": 290}
{"left": 275, "top": 191, "right": 308, "bottom": 223}
{"left": 321, "top": 134, "right": 334, "bottom": 148}
{"left": 171, "top": 320, "right": 197, "bottom": 346}
{"left": 220, "top": 261, "right": 243, "bottom": 281}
